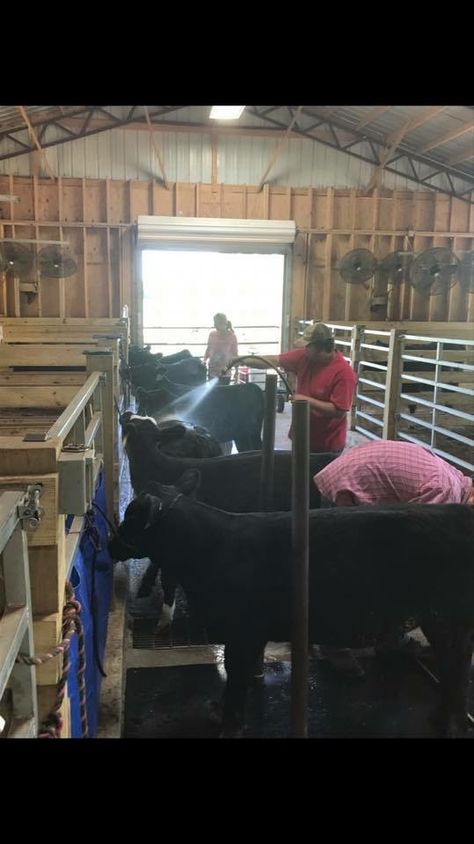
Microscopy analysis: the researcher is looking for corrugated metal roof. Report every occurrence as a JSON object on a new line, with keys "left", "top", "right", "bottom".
{"left": 0, "top": 105, "right": 472, "bottom": 192}
{"left": 300, "top": 106, "right": 474, "bottom": 178}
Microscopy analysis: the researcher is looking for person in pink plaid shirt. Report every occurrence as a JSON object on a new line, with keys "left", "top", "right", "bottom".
{"left": 314, "top": 440, "right": 474, "bottom": 507}
{"left": 313, "top": 441, "right": 474, "bottom": 678}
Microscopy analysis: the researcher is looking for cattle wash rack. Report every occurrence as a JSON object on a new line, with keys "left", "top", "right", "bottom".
{"left": 302, "top": 321, "right": 474, "bottom": 475}
{"left": 0, "top": 328, "right": 124, "bottom": 736}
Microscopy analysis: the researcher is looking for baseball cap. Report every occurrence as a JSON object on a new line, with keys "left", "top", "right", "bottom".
{"left": 300, "top": 322, "right": 334, "bottom": 346}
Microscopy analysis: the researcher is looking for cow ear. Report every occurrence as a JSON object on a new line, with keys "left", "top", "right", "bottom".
{"left": 176, "top": 469, "right": 201, "bottom": 497}
{"left": 120, "top": 410, "right": 133, "bottom": 427}
{"left": 142, "top": 493, "right": 163, "bottom": 527}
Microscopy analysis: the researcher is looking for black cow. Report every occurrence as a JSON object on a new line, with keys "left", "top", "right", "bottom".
{"left": 155, "top": 357, "right": 207, "bottom": 386}
{"left": 120, "top": 412, "right": 222, "bottom": 459}
{"left": 128, "top": 362, "right": 161, "bottom": 393}
{"left": 128, "top": 357, "right": 206, "bottom": 395}
{"left": 121, "top": 414, "right": 334, "bottom": 509}
{"left": 136, "top": 381, "right": 264, "bottom": 452}
{"left": 128, "top": 345, "right": 192, "bottom": 367}
{"left": 110, "top": 471, "right": 474, "bottom": 738}
{"left": 120, "top": 415, "right": 335, "bottom": 614}
{"left": 128, "top": 345, "right": 157, "bottom": 367}
{"left": 119, "top": 412, "right": 222, "bottom": 605}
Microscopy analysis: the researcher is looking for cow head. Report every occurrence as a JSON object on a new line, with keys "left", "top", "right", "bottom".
{"left": 108, "top": 470, "right": 201, "bottom": 561}
{"left": 121, "top": 412, "right": 197, "bottom": 451}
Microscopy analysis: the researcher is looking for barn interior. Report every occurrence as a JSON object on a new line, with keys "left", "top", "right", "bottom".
{"left": 0, "top": 104, "right": 473, "bottom": 740}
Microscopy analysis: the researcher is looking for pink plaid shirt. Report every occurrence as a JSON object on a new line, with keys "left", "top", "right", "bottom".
{"left": 314, "top": 440, "right": 472, "bottom": 506}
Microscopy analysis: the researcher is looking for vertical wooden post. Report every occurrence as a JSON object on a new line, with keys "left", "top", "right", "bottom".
{"left": 58, "top": 177, "right": 65, "bottom": 319}
{"left": 259, "top": 373, "right": 278, "bottom": 511}
{"left": 345, "top": 188, "right": 357, "bottom": 320}
{"left": 291, "top": 399, "right": 309, "bottom": 739}
{"left": 350, "top": 323, "right": 365, "bottom": 430}
{"left": 383, "top": 329, "right": 404, "bottom": 440}
{"left": 85, "top": 351, "right": 115, "bottom": 521}
{"left": 322, "top": 187, "right": 335, "bottom": 321}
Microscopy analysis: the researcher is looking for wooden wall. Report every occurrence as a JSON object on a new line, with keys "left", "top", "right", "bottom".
{"left": 1, "top": 175, "right": 473, "bottom": 339}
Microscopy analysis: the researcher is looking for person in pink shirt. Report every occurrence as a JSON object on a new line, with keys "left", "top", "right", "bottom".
{"left": 313, "top": 440, "right": 474, "bottom": 678}
{"left": 231, "top": 322, "right": 357, "bottom": 454}
{"left": 204, "top": 313, "right": 239, "bottom": 383}
{"left": 314, "top": 440, "right": 474, "bottom": 507}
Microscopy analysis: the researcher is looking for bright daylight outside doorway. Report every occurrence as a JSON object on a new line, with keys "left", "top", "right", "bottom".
{"left": 141, "top": 251, "right": 285, "bottom": 384}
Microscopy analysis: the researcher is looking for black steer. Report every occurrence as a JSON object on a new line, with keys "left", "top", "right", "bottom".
{"left": 120, "top": 412, "right": 222, "bottom": 459}
{"left": 110, "top": 471, "right": 474, "bottom": 738}
{"left": 155, "top": 357, "right": 207, "bottom": 387}
{"left": 137, "top": 380, "right": 265, "bottom": 452}
{"left": 129, "top": 346, "right": 192, "bottom": 367}
{"left": 122, "top": 414, "right": 334, "bottom": 509}
{"left": 121, "top": 415, "right": 335, "bottom": 612}
{"left": 119, "top": 412, "right": 222, "bottom": 603}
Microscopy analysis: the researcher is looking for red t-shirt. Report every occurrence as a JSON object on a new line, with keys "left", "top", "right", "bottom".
{"left": 278, "top": 349, "right": 357, "bottom": 452}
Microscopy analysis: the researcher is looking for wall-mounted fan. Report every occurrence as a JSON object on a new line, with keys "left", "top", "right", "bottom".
{"left": 410, "top": 247, "right": 460, "bottom": 296}
{"left": 378, "top": 251, "right": 413, "bottom": 285}
{"left": 0, "top": 241, "right": 34, "bottom": 278}
{"left": 38, "top": 245, "right": 77, "bottom": 278}
{"left": 338, "top": 248, "right": 378, "bottom": 286}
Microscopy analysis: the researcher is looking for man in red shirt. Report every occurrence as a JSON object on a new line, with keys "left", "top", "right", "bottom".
{"left": 232, "top": 322, "right": 357, "bottom": 453}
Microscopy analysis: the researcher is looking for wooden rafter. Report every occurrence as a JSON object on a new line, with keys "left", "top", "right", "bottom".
{"left": 356, "top": 106, "right": 392, "bottom": 129}
{"left": 367, "top": 119, "right": 414, "bottom": 191}
{"left": 257, "top": 106, "right": 303, "bottom": 191}
{"left": 420, "top": 119, "right": 474, "bottom": 153}
{"left": 143, "top": 106, "right": 170, "bottom": 189}
{"left": 399, "top": 105, "right": 448, "bottom": 132}
{"left": 16, "top": 105, "right": 55, "bottom": 182}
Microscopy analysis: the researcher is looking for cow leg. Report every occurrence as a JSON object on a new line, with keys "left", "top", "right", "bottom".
{"left": 252, "top": 647, "right": 265, "bottom": 683}
{"left": 221, "top": 639, "right": 266, "bottom": 737}
{"left": 136, "top": 557, "right": 160, "bottom": 598}
{"left": 420, "top": 615, "right": 473, "bottom": 738}
{"left": 157, "top": 566, "right": 177, "bottom": 631}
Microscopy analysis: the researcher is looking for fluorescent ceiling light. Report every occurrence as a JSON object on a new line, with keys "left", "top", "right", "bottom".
{"left": 209, "top": 106, "right": 245, "bottom": 120}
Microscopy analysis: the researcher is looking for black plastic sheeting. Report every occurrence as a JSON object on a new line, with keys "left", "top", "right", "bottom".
{"left": 124, "top": 654, "right": 474, "bottom": 739}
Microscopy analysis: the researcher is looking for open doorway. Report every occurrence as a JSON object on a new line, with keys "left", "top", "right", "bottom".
{"left": 141, "top": 250, "right": 286, "bottom": 366}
